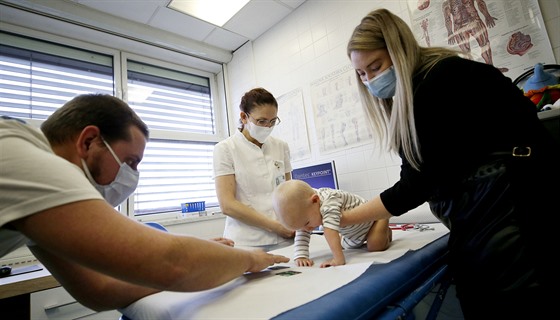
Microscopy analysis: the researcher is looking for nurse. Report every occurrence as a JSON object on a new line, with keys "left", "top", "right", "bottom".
{"left": 213, "top": 87, "right": 295, "bottom": 251}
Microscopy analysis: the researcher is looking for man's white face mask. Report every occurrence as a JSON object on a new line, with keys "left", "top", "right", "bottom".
{"left": 81, "top": 137, "right": 139, "bottom": 207}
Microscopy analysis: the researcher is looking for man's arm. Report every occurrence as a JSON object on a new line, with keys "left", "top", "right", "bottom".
{"left": 12, "top": 199, "right": 289, "bottom": 311}
{"left": 28, "top": 245, "right": 160, "bottom": 311}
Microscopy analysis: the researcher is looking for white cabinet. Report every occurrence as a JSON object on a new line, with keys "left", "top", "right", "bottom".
{"left": 30, "top": 286, "right": 120, "bottom": 320}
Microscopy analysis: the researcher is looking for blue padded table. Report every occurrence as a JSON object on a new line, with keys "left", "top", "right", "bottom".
{"left": 120, "top": 226, "right": 450, "bottom": 320}
{"left": 273, "top": 233, "right": 450, "bottom": 320}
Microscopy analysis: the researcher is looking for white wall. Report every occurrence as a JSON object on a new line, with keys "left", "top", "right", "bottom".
{"left": 223, "top": 0, "right": 560, "bottom": 223}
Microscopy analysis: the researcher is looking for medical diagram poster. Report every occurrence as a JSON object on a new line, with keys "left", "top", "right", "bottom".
{"left": 408, "top": 0, "right": 555, "bottom": 80}
{"left": 273, "top": 88, "right": 311, "bottom": 161}
{"left": 309, "top": 65, "right": 371, "bottom": 154}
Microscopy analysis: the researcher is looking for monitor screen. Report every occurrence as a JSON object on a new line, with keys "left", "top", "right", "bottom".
{"left": 291, "top": 161, "right": 339, "bottom": 189}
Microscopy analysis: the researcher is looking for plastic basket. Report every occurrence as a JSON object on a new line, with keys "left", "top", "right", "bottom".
{"left": 181, "top": 201, "right": 206, "bottom": 213}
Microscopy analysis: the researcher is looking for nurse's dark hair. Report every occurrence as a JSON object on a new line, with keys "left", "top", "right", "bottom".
{"left": 239, "top": 87, "right": 278, "bottom": 114}
{"left": 238, "top": 87, "right": 278, "bottom": 129}
{"left": 41, "top": 93, "right": 149, "bottom": 146}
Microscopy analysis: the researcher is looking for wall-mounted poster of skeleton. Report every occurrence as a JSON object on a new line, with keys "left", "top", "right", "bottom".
{"left": 408, "top": 0, "right": 555, "bottom": 79}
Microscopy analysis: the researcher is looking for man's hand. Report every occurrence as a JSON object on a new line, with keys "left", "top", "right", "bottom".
{"left": 246, "top": 250, "right": 290, "bottom": 273}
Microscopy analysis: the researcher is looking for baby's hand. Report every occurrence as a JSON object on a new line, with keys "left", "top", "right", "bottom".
{"left": 320, "top": 257, "right": 345, "bottom": 268}
{"left": 295, "top": 257, "right": 314, "bottom": 267}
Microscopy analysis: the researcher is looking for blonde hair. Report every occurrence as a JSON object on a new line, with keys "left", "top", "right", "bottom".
{"left": 272, "top": 180, "right": 315, "bottom": 229}
{"left": 347, "top": 9, "right": 459, "bottom": 170}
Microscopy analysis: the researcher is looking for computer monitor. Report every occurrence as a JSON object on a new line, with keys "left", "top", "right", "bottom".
{"left": 291, "top": 161, "right": 339, "bottom": 189}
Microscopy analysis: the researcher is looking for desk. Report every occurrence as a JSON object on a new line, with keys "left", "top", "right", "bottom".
{"left": 0, "top": 265, "right": 59, "bottom": 319}
{"left": 0, "top": 265, "right": 58, "bottom": 299}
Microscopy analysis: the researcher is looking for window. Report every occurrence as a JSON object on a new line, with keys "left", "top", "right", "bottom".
{"left": 0, "top": 32, "right": 225, "bottom": 220}
{"left": 125, "top": 59, "right": 219, "bottom": 216}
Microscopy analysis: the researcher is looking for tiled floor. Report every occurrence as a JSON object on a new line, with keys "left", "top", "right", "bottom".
{"left": 413, "top": 283, "right": 465, "bottom": 319}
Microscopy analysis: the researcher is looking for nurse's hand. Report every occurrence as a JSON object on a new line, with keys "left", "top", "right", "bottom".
{"left": 274, "top": 223, "right": 295, "bottom": 239}
{"left": 211, "top": 237, "right": 235, "bottom": 247}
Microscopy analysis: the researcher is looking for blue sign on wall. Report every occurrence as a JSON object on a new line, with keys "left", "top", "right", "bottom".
{"left": 292, "top": 161, "right": 338, "bottom": 189}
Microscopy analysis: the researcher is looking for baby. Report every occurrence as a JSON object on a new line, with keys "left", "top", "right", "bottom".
{"left": 272, "top": 179, "right": 392, "bottom": 267}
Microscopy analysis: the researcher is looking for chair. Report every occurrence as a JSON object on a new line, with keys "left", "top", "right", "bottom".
{"left": 143, "top": 221, "right": 168, "bottom": 232}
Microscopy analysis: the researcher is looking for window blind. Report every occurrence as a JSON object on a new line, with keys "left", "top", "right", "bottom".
{"left": 0, "top": 33, "right": 113, "bottom": 119}
{"left": 127, "top": 60, "right": 217, "bottom": 216}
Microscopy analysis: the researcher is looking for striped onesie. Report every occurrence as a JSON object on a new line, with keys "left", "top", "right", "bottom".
{"left": 293, "top": 187, "right": 374, "bottom": 260}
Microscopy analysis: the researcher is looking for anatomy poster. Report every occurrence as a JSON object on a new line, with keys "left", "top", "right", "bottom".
{"left": 408, "top": 0, "right": 555, "bottom": 79}
{"left": 273, "top": 88, "right": 311, "bottom": 161}
{"left": 309, "top": 65, "right": 371, "bottom": 154}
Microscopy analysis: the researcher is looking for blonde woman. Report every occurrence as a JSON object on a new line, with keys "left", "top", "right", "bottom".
{"left": 342, "top": 8, "right": 559, "bottom": 319}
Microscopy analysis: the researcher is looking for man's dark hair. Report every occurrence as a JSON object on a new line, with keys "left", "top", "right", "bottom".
{"left": 41, "top": 93, "right": 149, "bottom": 145}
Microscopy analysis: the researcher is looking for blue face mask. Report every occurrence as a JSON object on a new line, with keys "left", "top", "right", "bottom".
{"left": 363, "top": 66, "right": 396, "bottom": 99}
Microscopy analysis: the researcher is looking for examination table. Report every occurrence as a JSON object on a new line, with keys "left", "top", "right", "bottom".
{"left": 119, "top": 222, "right": 451, "bottom": 320}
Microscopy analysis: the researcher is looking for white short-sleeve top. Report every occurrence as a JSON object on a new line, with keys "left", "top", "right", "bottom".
{"left": 0, "top": 118, "right": 103, "bottom": 257}
{"left": 213, "top": 131, "right": 292, "bottom": 246}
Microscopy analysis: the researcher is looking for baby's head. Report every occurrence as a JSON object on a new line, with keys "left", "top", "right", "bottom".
{"left": 272, "top": 180, "right": 321, "bottom": 231}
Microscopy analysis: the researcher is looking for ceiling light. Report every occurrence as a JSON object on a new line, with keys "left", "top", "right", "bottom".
{"left": 168, "top": 0, "right": 251, "bottom": 27}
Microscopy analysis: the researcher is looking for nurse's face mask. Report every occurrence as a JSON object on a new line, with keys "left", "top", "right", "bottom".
{"left": 245, "top": 113, "right": 276, "bottom": 143}
{"left": 81, "top": 137, "right": 139, "bottom": 207}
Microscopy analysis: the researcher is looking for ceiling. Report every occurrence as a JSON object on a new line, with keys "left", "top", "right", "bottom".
{"left": 68, "top": 0, "right": 307, "bottom": 52}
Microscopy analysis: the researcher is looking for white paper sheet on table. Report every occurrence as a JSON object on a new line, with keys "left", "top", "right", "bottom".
{"left": 120, "top": 223, "right": 449, "bottom": 320}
